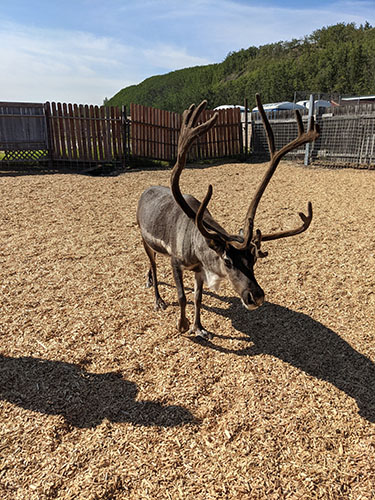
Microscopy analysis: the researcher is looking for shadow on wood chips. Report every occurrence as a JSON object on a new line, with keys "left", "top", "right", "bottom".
{"left": 0, "top": 356, "right": 195, "bottom": 428}
{"left": 192, "top": 296, "right": 375, "bottom": 423}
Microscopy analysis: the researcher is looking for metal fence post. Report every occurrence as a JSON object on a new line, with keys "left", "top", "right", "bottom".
{"left": 304, "top": 94, "right": 315, "bottom": 166}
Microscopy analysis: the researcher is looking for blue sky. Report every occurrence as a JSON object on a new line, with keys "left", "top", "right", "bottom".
{"left": 1, "top": 0, "right": 375, "bottom": 104}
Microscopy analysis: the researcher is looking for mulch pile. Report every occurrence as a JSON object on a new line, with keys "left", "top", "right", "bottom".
{"left": 1, "top": 161, "right": 374, "bottom": 499}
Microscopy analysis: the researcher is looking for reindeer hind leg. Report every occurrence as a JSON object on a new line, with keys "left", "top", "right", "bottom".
{"left": 142, "top": 239, "right": 167, "bottom": 310}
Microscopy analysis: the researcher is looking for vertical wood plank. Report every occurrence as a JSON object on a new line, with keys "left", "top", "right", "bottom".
{"left": 130, "top": 103, "right": 135, "bottom": 156}
{"left": 139, "top": 104, "right": 144, "bottom": 158}
{"left": 227, "top": 109, "right": 233, "bottom": 156}
{"left": 137, "top": 103, "right": 142, "bottom": 157}
{"left": 162, "top": 109, "right": 166, "bottom": 160}
{"left": 57, "top": 102, "right": 67, "bottom": 159}
{"left": 62, "top": 103, "right": 72, "bottom": 160}
{"left": 47, "top": 102, "right": 57, "bottom": 160}
{"left": 100, "top": 106, "right": 109, "bottom": 160}
{"left": 155, "top": 107, "right": 160, "bottom": 159}
{"left": 145, "top": 106, "right": 154, "bottom": 158}
{"left": 68, "top": 103, "right": 78, "bottom": 160}
{"left": 236, "top": 107, "right": 241, "bottom": 154}
{"left": 81, "top": 105, "right": 90, "bottom": 160}
{"left": 110, "top": 106, "right": 118, "bottom": 158}
{"left": 88, "top": 105, "right": 97, "bottom": 161}
{"left": 121, "top": 105, "right": 127, "bottom": 158}
{"left": 137, "top": 103, "right": 141, "bottom": 158}
{"left": 154, "top": 107, "right": 158, "bottom": 159}
{"left": 148, "top": 105, "right": 152, "bottom": 158}
{"left": 94, "top": 106, "right": 103, "bottom": 161}
{"left": 74, "top": 104, "right": 84, "bottom": 160}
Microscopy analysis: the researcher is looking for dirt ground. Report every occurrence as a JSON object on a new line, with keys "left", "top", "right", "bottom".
{"left": 0, "top": 160, "right": 374, "bottom": 499}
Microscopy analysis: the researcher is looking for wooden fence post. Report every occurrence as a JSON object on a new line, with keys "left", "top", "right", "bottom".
{"left": 122, "top": 105, "right": 129, "bottom": 165}
{"left": 244, "top": 98, "right": 248, "bottom": 156}
{"left": 44, "top": 102, "right": 53, "bottom": 168}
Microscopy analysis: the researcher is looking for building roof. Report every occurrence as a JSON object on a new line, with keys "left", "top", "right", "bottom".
{"left": 214, "top": 105, "right": 246, "bottom": 112}
{"left": 297, "top": 99, "right": 332, "bottom": 109}
{"left": 252, "top": 101, "right": 305, "bottom": 112}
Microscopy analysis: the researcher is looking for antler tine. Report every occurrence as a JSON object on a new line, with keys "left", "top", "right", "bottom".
{"left": 191, "top": 100, "right": 208, "bottom": 127}
{"left": 182, "top": 103, "right": 196, "bottom": 127}
{"left": 195, "top": 185, "right": 219, "bottom": 240}
{"left": 295, "top": 109, "right": 304, "bottom": 136}
{"left": 261, "top": 201, "right": 313, "bottom": 241}
{"left": 182, "top": 100, "right": 208, "bottom": 129}
{"left": 256, "top": 93, "right": 275, "bottom": 156}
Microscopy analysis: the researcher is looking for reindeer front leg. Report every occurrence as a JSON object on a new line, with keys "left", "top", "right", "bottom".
{"left": 189, "top": 271, "right": 212, "bottom": 340}
{"left": 142, "top": 239, "right": 167, "bottom": 310}
{"left": 171, "top": 258, "right": 190, "bottom": 333}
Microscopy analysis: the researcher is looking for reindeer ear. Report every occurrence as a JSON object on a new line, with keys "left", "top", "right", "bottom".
{"left": 253, "top": 229, "right": 262, "bottom": 248}
{"left": 252, "top": 229, "right": 268, "bottom": 259}
{"left": 208, "top": 239, "right": 226, "bottom": 255}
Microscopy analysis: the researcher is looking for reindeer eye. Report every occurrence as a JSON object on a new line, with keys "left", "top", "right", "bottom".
{"left": 223, "top": 257, "right": 233, "bottom": 269}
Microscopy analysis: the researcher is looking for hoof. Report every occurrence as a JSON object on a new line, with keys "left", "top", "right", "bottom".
{"left": 155, "top": 298, "right": 167, "bottom": 310}
{"left": 189, "top": 327, "right": 213, "bottom": 340}
{"left": 177, "top": 317, "right": 190, "bottom": 333}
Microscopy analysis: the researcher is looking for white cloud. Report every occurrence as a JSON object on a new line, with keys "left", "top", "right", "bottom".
{"left": 0, "top": 22, "right": 209, "bottom": 104}
{"left": 163, "top": 0, "right": 375, "bottom": 53}
{"left": 108, "top": 0, "right": 375, "bottom": 68}
{"left": 143, "top": 44, "right": 210, "bottom": 71}
{"left": 0, "top": 23, "right": 132, "bottom": 103}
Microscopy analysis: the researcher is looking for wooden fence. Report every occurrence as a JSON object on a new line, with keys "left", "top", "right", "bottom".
{"left": 130, "top": 103, "right": 242, "bottom": 161}
{"left": 0, "top": 102, "right": 48, "bottom": 162}
{"left": 2, "top": 99, "right": 375, "bottom": 170}
{"left": 45, "top": 102, "right": 126, "bottom": 164}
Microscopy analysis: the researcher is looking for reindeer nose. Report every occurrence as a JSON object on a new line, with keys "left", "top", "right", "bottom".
{"left": 255, "top": 294, "right": 264, "bottom": 307}
{"left": 242, "top": 289, "right": 264, "bottom": 310}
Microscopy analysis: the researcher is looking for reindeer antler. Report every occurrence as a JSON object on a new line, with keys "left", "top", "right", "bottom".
{"left": 172, "top": 96, "right": 319, "bottom": 252}
{"left": 236, "top": 94, "right": 320, "bottom": 249}
{"left": 171, "top": 101, "right": 243, "bottom": 244}
{"left": 170, "top": 101, "right": 218, "bottom": 220}
{"left": 261, "top": 202, "right": 313, "bottom": 241}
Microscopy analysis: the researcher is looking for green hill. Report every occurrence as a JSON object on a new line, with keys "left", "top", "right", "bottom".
{"left": 107, "top": 23, "right": 375, "bottom": 112}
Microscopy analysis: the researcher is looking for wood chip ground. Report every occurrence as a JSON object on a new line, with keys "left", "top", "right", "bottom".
{"left": 0, "top": 161, "right": 374, "bottom": 499}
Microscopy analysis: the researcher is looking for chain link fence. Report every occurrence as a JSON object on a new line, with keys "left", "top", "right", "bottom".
{"left": 250, "top": 103, "right": 375, "bottom": 169}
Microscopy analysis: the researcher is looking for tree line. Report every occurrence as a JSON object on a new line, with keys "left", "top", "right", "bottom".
{"left": 107, "top": 23, "right": 375, "bottom": 113}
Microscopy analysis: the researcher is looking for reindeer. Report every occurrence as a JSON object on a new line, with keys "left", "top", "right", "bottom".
{"left": 136, "top": 95, "right": 319, "bottom": 339}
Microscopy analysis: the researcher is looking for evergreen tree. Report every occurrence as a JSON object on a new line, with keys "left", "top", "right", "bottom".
{"left": 107, "top": 23, "right": 375, "bottom": 112}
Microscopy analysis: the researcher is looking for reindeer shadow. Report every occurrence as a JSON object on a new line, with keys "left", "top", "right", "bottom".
{"left": 0, "top": 355, "right": 194, "bottom": 428}
{"left": 198, "top": 296, "right": 375, "bottom": 422}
